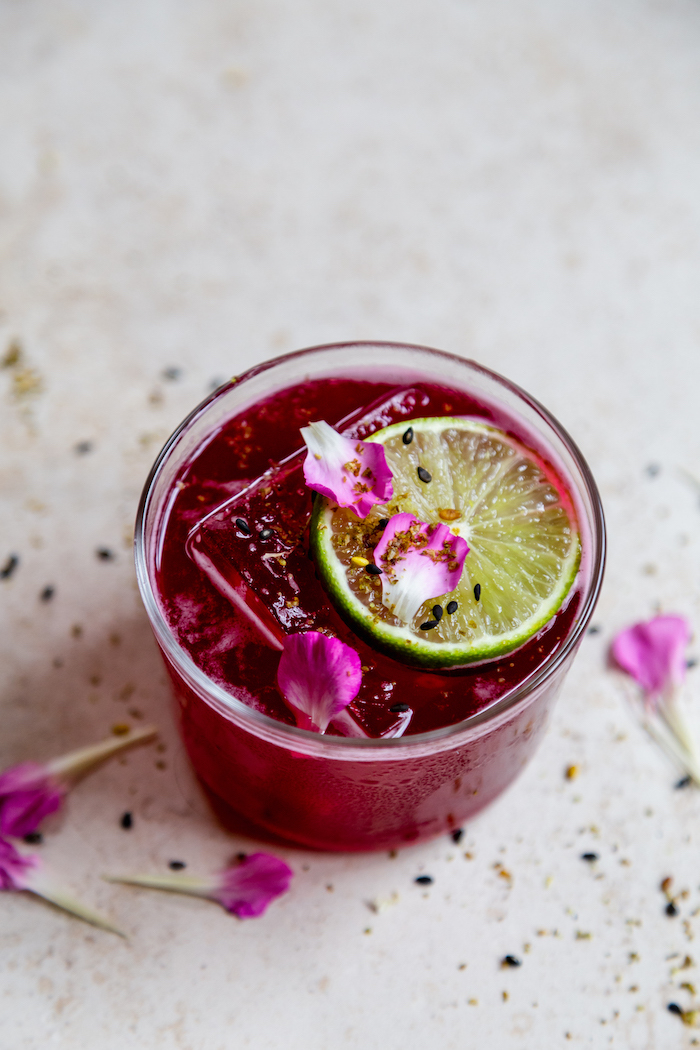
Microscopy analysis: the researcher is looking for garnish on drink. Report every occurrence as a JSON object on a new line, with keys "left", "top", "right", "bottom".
{"left": 310, "top": 417, "right": 580, "bottom": 667}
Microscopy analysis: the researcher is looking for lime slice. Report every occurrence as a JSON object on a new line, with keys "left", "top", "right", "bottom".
{"left": 310, "top": 417, "right": 580, "bottom": 668}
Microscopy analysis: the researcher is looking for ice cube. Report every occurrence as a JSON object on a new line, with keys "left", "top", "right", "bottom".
{"left": 186, "top": 386, "right": 427, "bottom": 737}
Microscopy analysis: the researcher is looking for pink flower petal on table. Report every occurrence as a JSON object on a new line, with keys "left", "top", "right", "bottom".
{"left": 277, "top": 632, "right": 363, "bottom": 733}
{"left": 374, "top": 512, "right": 469, "bottom": 624}
{"left": 214, "top": 853, "right": 294, "bottom": 918}
{"left": 612, "top": 615, "right": 691, "bottom": 709}
{"left": 0, "top": 837, "right": 40, "bottom": 890}
{"left": 0, "top": 727, "right": 157, "bottom": 838}
{"left": 0, "top": 763, "right": 64, "bottom": 838}
{"left": 301, "top": 420, "right": 393, "bottom": 518}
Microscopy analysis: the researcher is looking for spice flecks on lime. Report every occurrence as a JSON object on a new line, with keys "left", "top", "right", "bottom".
{"left": 310, "top": 417, "right": 580, "bottom": 667}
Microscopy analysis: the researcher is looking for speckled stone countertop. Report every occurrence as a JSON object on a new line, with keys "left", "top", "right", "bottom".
{"left": 2, "top": 2, "right": 700, "bottom": 1047}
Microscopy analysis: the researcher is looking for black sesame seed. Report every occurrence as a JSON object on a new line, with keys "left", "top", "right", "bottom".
{"left": 417, "top": 466, "right": 432, "bottom": 484}
{"left": 473, "top": 583, "right": 481, "bottom": 602}
{"left": 169, "top": 860, "right": 186, "bottom": 870}
{"left": 502, "top": 955, "right": 521, "bottom": 968}
{"left": 451, "top": 828, "right": 464, "bottom": 844}
{"left": 378, "top": 518, "right": 389, "bottom": 530}
{"left": 120, "top": 811, "right": 133, "bottom": 829}
{"left": 1, "top": 554, "right": 19, "bottom": 580}
{"left": 675, "top": 775, "right": 692, "bottom": 790}
{"left": 581, "top": 852, "right": 599, "bottom": 862}
{"left": 687, "top": 658, "right": 698, "bottom": 670}
{"left": 666, "top": 901, "right": 679, "bottom": 917}
{"left": 97, "top": 548, "right": 114, "bottom": 561}
{"left": 432, "top": 604, "right": 443, "bottom": 621}
{"left": 40, "top": 585, "right": 55, "bottom": 602}
{"left": 587, "top": 625, "right": 601, "bottom": 635}
{"left": 390, "top": 703, "right": 410, "bottom": 713}
{"left": 162, "top": 367, "right": 182, "bottom": 381}
{"left": 402, "top": 426, "right": 413, "bottom": 445}
{"left": 446, "top": 600, "right": 458, "bottom": 615}
{"left": 74, "top": 440, "right": 93, "bottom": 455}
{"left": 420, "top": 620, "right": 439, "bottom": 630}
{"left": 415, "top": 875, "right": 433, "bottom": 885}
{"left": 235, "top": 517, "right": 251, "bottom": 535}
{"left": 365, "top": 564, "right": 382, "bottom": 575}
{"left": 668, "top": 1003, "right": 683, "bottom": 1016}
{"left": 258, "top": 528, "right": 274, "bottom": 540}
{"left": 23, "top": 832, "right": 43, "bottom": 845}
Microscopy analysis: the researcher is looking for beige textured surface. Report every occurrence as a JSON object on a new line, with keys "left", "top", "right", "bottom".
{"left": 2, "top": 1, "right": 700, "bottom": 1047}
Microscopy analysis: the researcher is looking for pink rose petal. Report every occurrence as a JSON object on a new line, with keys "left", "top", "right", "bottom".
{"left": 374, "top": 512, "right": 469, "bottom": 624}
{"left": 301, "top": 420, "right": 393, "bottom": 518}
{"left": 0, "top": 763, "right": 64, "bottom": 838}
{"left": 612, "top": 615, "right": 691, "bottom": 709}
{"left": 0, "top": 837, "right": 40, "bottom": 891}
{"left": 214, "top": 853, "right": 294, "bottom": 918}
{"left": 277, "top": 632, "right": 363, "bottom": 733}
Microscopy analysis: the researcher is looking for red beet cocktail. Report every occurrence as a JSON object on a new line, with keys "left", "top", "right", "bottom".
{"left": 135, "top": 342, "right": 605, "bottom": 851}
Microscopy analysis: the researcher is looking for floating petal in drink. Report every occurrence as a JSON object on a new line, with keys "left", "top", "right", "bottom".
{"left": 374, "top": 512, "right": 469, "bottom": 624}
{"left": 301, "top": 420, "right": 393, "bottom": 518}
{"left": 277, "top": 631, "right": 363, "bottom": 734}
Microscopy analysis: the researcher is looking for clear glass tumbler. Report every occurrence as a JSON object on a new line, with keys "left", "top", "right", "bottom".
{"left": 135, "top": 342, "right": 605, "bottom": 851}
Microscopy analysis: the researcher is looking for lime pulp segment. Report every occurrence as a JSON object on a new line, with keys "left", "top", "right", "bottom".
{"left": 310, "top": 417, "right": 581, "bottom": 668}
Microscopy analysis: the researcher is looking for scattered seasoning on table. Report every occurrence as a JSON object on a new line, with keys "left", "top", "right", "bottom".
{"left": 1, "top": 554, "right": 19, "bottom": 580}
{"left": 666, "top": 901, "right": 679, "bottom": 917}
{"left": 169, "top": 860, "right": 186, "bottom": 870}
{"left": 417, "top": 466, "right": 432, "bottom": 484}
{"left": 446, "top": 600, "right": 458, "bottom": 615}
{"left": 23, "top": 832, "right": 43, "bottom": 845}
{"left": 473, "top": 583, "right": 481, "bottom": 602}
{"left": 432, "top": 604, "right": 443, "bottom": 621}
{"left": 581, "top": 852, "right": 599, "bottom": 863}
{"left": 96, "top": 548, "right": 114, "bottom": 561}
{"left": 120, "top": 812, "right": 133, "bottom": 830}
{"left": 162, "top": 366, "right": 182, "bottom": 381}
{"left": 402, "top": 427, "right": 413, "bottom": 445}
{"left": 675, "top": 775, "right": 692, "bottom": 790}
{"left": 687, "top": 658, "right": 698, "bottom": 670}
{"left": 74, "top": 440, "right": 93, "bottom": 455}
{"left": 565, "top": 764, "right": 579, "bottom": 780}
{"left": 420, "top": 620, "right": 439, "bottom": 630}
{"left": 645, "top": 463, "right": 661, "bottom": 478}
{"left": 365, "top": 564, "right": 382, "bottom": 575}
{"left": 390, "top": 703, "right": 410, "bottom": 713}
{"left": 2, "top": 338, "right": 22, "bottom": 368}
{"left": 258, "top": 528, "right": 274, "bottom": 539}
{"left": 40, "top": 585, "right": 55, "bottom": 602}
{"left": 668, "top": 1003, "right": 683, "bottom": 1015}
{"left": 587, "top": 624, "right": 601, "bottom": 635}
{"left": 451, "top": 828, "right": 464, "bottom": 844}
{"left": 415, "top": 875, "right": 433, "bottom": 885}
{"left": 235, "top": 518, "right": 251, "bottom": 535}
{"left": 501, "top": 955, "right": 521, "bottom": 968}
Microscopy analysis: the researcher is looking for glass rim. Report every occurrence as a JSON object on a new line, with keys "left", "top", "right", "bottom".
{"left": 134, "top": 340, "right": 606, "bottom": 755}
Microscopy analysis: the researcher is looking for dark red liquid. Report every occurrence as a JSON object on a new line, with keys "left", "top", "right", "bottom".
{"left": 156, "top": 377, "right": 580, "bottom": 736}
